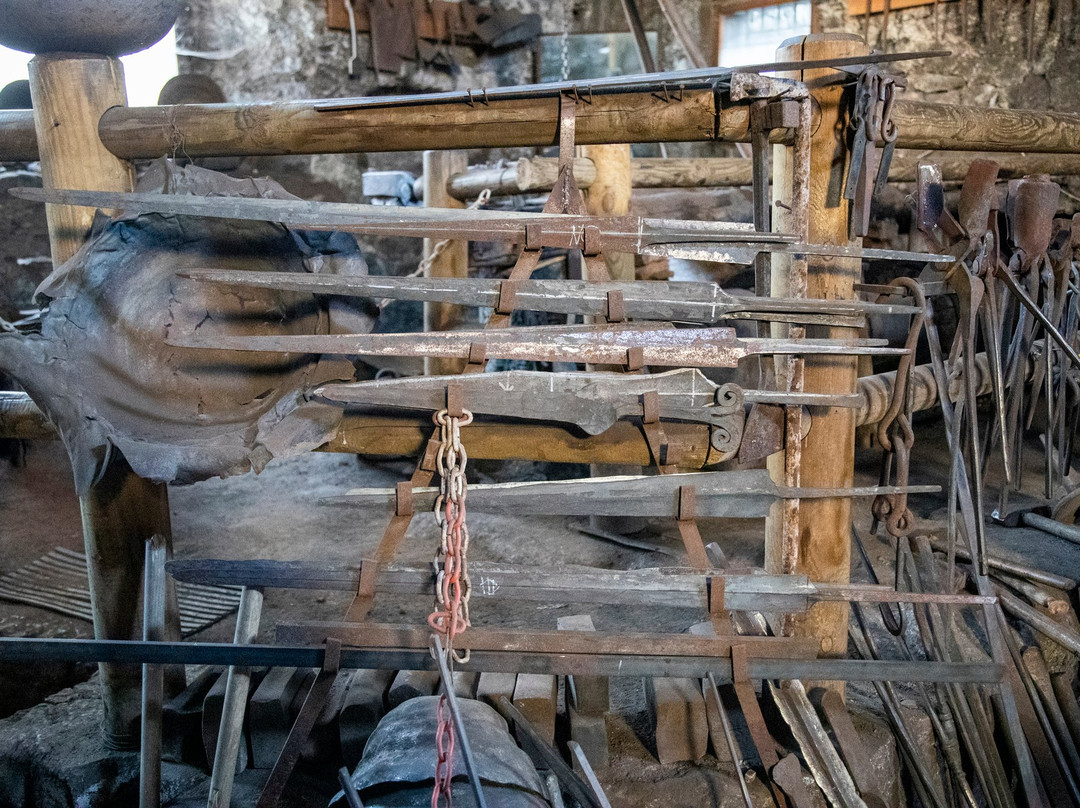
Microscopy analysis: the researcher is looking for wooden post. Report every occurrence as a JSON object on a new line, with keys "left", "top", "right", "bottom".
{"left": 580, "top": 144, "right": 634, "bottom": 281}
{"left": 767, "top": 34, "right": 868, "bottom": 662}
{"left": 422, "top": 149, "right": 469, "bottom": 375}
{"left": 28, "top": 53, "right": 178, "bottom": 748}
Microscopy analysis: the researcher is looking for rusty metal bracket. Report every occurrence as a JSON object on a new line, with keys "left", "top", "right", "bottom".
{"left": 625, "top": 346, "right": 644, "bottom": 372}
{"left": 604, "top": 289, "right": 626, "bottom": 323}
{"left": 445, "top": 383, "right": 465, "bottom": 419}
{"left": 583, "top": 224, "right": 603, "bottom": 256}
{"left": 495, "top": 280, "right": 519, "bottom": 315}
{"left": 255, "top": 637, "right": 343, "bottom": 808}
{"left": 395, "top": 481, "right": 414, "bottom": 517}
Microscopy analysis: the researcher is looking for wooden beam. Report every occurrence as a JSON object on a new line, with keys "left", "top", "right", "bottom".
{"left": 7, "top": 92, "right": 1080, "bottom": 163}
{"left": 446, "top": 152, "right": 1080, "bottom": 200}
{"left": 28, "top": 53, "right": 179, "bottom": 749}
{"left": 769, "top": 34, "right": 866, "bottom": 665}
{"left": 421, "top": 150, "right": 468, "bottom": 375}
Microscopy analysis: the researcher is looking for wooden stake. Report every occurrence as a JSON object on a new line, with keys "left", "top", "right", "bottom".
{"left": 768, "top": 34, "right": 868, "bottom": 665}
{"left": 580, "top": 145, "right": 634, "bottom": 282}
{"left": 422, "top": 150, "right": 469, "bottom": 375}
{"left": 28, "top": 53, "right": 178, "bottom": 748}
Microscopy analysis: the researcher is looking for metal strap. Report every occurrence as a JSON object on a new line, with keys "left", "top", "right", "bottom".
{"left": 605, "top": 290, "right": 626, "bottom": 323}
{"left": 255, "top": 638, "right": 343, "bottom": 808}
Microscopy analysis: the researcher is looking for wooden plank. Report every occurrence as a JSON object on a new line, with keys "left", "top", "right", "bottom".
{"left": 275, "top": 621, "right": 820, "bottom": 661}
{"left": 422, "top": 150, "right": 468, "bottom": 375}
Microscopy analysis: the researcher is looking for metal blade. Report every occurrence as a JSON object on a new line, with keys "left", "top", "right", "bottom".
{"left": 165, "top": 323, "right": 906, "bottom": 368}
{"left": 315, "top": 368, "right": 857, "bottom": 435}
{"left": 180, "top": 269, "right": 921, "bottom": 326}
{"left": 12, "top": 187, "right": 951, "bottom": 265}
{"left": 326, "top": 469, "right": 939, "bottom": 518}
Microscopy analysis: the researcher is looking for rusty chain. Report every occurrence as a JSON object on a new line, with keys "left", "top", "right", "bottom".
{"left": 428, "top": 405, "right": 473, "bottom": 808}
{"left": 872, "top": 277, "right": 925, "bottom": 537}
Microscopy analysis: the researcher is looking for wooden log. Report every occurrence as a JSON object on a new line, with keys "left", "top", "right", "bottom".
{"left": 326, "top": 412, "right": 719, "bottom": 467}
{"left": 475, "top": 672, "right": 518, "bottom": 706}
{"left": 28, "top": 53, "right": 179, "bottom": 749}
{"left": 386, "top": 669, "right": 440, "bottom": 708}
{"left": 769, "top": 34, "right": 865, "bottom": 664}
{"left": 95, "top": 90, "right": 733, "bottom": 160}
{"left": 581, "top": 144, "right": 634, "bottom": 282}
{"left": 447, "top": 152, "right": 1080, "bottom": 200}
{"left": 7, "top": 89, "right": 1080, "bottom": 163}
{"left": 422, "top": 150, "right": 469, "bottom": 375}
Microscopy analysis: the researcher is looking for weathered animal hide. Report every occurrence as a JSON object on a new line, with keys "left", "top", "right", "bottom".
{"left": 0, "top": 161, "right": 373, "bottom": 493}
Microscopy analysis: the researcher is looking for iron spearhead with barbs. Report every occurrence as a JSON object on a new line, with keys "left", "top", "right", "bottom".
{"left": 178, "top": 269, "right": 920, "bottom": 328}
{"left": 165, "top": 322, "right": 908, "bottom": 368}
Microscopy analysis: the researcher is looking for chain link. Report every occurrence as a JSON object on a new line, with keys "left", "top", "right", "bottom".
{"left": 428, "top": 406, "right": 473, "bottom": 808}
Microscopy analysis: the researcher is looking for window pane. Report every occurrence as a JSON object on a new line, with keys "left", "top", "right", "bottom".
{"left": 541, "top": 32, "right": 660, "bottom": 82}
{"left": 719, "top": 0, "right": 811, "bottom": 67}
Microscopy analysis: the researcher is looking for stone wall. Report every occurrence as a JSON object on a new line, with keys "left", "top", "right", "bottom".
{"left": 819, "top": 0, "right": 1079, "bottom": 111}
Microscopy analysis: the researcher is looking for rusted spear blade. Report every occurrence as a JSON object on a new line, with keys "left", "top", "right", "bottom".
{"left": 11, "top": 187, "right": 951, "bottom": 265}
{"left": 166, "top": 323, "right": 906, "bottom": 369}
{"left": 180, "top": 269, "right": 920, "bottom": 327}
{"left": 316, "top": 368, "right": 859, "bottom": 436}
{"left": 958, "top": 158, "right": 1000, "bottom": 239}
{"left": 1012, "top": 174, "right": 1060, "bottom": 257}
{"left": 327, "top": 469, "right": 939, "bottom": 518}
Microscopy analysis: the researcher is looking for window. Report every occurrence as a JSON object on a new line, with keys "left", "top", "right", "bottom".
{"left": 540, "top": 31, "right": 660, "bottom": 82}
{"left": 718, "top": 0, "right": 811, "bottom": 67}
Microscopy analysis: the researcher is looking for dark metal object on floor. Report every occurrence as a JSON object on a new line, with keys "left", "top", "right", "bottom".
{"left": 494, "top": 696, "right": 602, "bottom": 808}
{"left": 255, "top": 638, "right": 343, "bottom": 808}
{"left": 337, "top": 767, "right": 365, "bottom": 808}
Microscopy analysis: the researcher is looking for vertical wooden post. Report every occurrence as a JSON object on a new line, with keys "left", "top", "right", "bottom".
{"left": 767, "top": 34, "right": 867, "bottom": 661}
{"left": 422, "top": 150, "right": 469, "bottom": 375}
{"left": 581, "top": 144, "right": 634, "bottom": 281}
{"left": 28, "top": 53, "right": 178, "bottom": 748}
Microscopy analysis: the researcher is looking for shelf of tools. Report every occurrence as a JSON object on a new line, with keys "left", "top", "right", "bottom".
{"left": 8, "top": 31, "right": 1080, "bottom": 808}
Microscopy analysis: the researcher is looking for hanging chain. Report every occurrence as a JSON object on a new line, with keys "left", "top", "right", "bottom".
{"left": 560, "top": 0, "right": 571, "bottom": 81}
{"left": 871, "top": 277, "right": 925, "bottom": 538}
{"left": 429, "top": 405, "right": 473, "bottom": 808}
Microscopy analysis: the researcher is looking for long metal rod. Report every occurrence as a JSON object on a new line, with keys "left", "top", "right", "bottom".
{"left": 309, "top": 51, "right": 946, "bottom": 111}
{"left": 180, "top": 269, "right": 920, "bottom": 326}
{"left": 431, "top": 634, "right": 488, "bottom": 808}
{"left": 0, "top": 636, "right": 1002, "bottom": 682}
{"left": 164, "top": 324, "right": 907, "bottom": 369}
{"left": 10, "top": 187, "right": 949, "bottom": 267}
